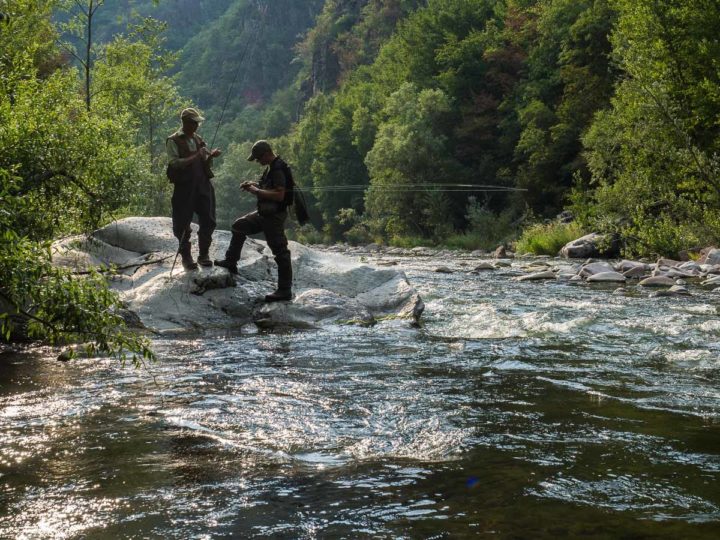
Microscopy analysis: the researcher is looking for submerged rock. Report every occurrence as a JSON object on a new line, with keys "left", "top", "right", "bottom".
{"left": 53, "top": 217, "right": 423, "bottom": 332}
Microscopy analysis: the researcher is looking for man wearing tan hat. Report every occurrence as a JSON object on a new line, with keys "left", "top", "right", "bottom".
{"left": 215, "top": 140, "right": 293, "bottom": 302}
{"left": 166, "top": 107, "right": 221, "bottom": 270}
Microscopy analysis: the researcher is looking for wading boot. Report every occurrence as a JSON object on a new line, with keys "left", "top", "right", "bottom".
{"left": 197, "top": 237, "right": 213, "bottom": 267}
{"left": 214, "top": 259, "right": 238, "bottom": 275}
{"left": 180, "top": 243, "right": 198, "bottom": 271}
{"left": 214, "top": 236, "right": 242, "bottom": 275}
{"left": 264, "top": 288, "right": 292, "bottom": 302}
{"left": 197, "top": 254, "right": 213, "bottom": 267}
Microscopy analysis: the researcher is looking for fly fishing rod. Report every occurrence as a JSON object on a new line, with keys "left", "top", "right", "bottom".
{"left": 170, "top": 2, "right": 267, "bottom": 277}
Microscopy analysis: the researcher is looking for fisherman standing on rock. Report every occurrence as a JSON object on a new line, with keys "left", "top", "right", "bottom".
{"left": 166, "top": 107, "right": 222, "bottom": 271}
{"left": 215, "top": 140, "right": 293, "bottom": 302}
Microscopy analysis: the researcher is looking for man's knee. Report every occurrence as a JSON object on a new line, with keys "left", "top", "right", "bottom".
{"left": 231, "top": 213, "right": 260, "bottom": 236}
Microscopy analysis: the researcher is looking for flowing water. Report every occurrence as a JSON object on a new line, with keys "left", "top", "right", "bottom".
{"left": 1, "top": 254, "right": 719, "bottom": 538}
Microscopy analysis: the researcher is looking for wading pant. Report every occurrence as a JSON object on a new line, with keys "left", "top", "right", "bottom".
{"left": 225, "top": 210, "right": 292, "bottom": 290}
{"left": 171, "top": 183, "right": 216, "bottom": 258}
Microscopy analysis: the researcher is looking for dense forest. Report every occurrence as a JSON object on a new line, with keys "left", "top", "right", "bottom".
{"left": 2, "top": 0, "right": 719, "bottom": 352}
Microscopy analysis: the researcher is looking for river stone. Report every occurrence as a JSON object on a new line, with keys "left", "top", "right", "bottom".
{"left": 639, "top": 276, "right": 675, "bottom": 287}
{"left": 493, "top": 259, "right": 513, "bottom": 268}
{"left": 701, "top": 275, "right": 720, "bottom": 286}
{"left": 623, "top": 266, "right": 648, "bottom": 279}
{"left": 579, "top": 261, "right": 615, "bottom": 277}
{"left": 255, "top": 289, "right": 375, "bottom": 328}
{"left": 679, "top": 261, "right": 702, "bottom": 273}
{"left": 434, "top": 266, "right": 454, "bottom": 273}
{"left": 587, "top": 271, "right": 626, "bottom": 283}
{"left": 616, "top": 260, "right": 648, "bottom": 273}
{"left": 473, "top": 262, "right": 495, "bottom": 271}
{"left": 492, "top": 245, "right": 507, "bottom": 258}
{"left": 650, "top": 285, "right": 691, "bottom": 298}
{"left": 560, "top": 233, "right": 620, "bottom": 259}
{"left": 667, "top": 268, "right": 697, "bottom": 279}
{"left": 51, "top": 217, "right": 424, "bottom": 332}
{"left": 701, "top": 248, "right": 720, "bottom": 265}
{"left": 656, "top": 258, "right": 683, "bottom": 268}
{"left": 517, "top": 270, "right": 556, "bottom": 281}
{"left": 669, "top": 285, "right": 691, "bottom": 295}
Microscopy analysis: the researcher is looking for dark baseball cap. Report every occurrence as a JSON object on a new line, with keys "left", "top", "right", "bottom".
{"left": 247, "top": 140, "right": 273, "bottom": 161}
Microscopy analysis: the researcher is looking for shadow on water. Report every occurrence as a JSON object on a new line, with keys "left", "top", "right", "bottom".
{"left": 1, "top": 256, "right": 720, "bottom": 538}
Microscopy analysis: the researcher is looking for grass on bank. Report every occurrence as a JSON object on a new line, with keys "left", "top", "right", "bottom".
{"left": 515, "top": 221, "right": 586, "bottom": 255}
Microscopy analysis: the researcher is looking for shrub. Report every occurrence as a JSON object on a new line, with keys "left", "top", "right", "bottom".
{"left": 516, "top": 221, "right": 586, "bottom": 255}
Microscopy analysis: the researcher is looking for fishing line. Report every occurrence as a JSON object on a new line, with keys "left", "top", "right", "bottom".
{"left": 308, "top": 184, "right": 528, "bottom": 193}
{"left": 209, "top": 1, "right": 267, "bottom": 149}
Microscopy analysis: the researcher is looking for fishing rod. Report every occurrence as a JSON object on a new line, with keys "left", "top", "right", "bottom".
{"left": 171, "top": 2, "right": 267, "bottom": 277}
{"left": 209, "top": 1, "right": 267, "bottom": 149}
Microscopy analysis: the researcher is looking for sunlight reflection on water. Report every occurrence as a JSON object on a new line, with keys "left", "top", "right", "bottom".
{"left": 1, "top": 255, "right": 719, "bottom": 537}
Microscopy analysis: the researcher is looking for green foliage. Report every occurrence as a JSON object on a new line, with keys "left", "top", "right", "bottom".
{"left": 515, "top": 220, "right": 585, "bottom": 255}
{"left": 578, "top": 0, "right": 720, "bottom": 256}
{"left": 444, "top": 197, "right": 519, "bottom": 250}
{"left": 212, "top": 141, "right": 261, "bottom": 228}
{"left": 0, "top": 0, "right": 156, "bottom": 361}
{"left": 364, "top": 83, "right": 460, "bottom": 238}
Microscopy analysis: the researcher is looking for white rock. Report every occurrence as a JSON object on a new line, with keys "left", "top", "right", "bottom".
{"left": 679, "top": 261, "right": 702, "bottom": 272}
{"left": 616, "top": 260, "right": 648, "bottom": 273}
{"left": 516, "top": 270, "right": 556, "bottom": 281}
{"left": 703, "top": 248, "right": 720, "bottom": 265}
{"left": 587, "top": 271, "right": 626, "bottom": 283}
{"left": 52, "top": 217, "right": 423, "bottom": 331}
{"left": 579, "top": 261, "right": 615, "bottom": 277}
{"left": 639, "top": 276, "right": 676, "bottom": 287}
{"left": 701, "top": 275, "right": 720, "bottom": 286}
{"left": 669, "top": 285, "right": 691, "bottom": 295}
{"left": 623, "top": 266, "right": 648, "bottom": 279}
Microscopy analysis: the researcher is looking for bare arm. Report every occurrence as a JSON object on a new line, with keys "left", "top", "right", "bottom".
{"left": 242, "top": 182, "right": 285, "bottom": 202}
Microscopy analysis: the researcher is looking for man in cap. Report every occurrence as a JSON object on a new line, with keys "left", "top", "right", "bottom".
{"left": 215, "top": 140, "right": 293, "bottom": 302}
{"left": 166, "top": 107, "right": 221, "bottom": 270}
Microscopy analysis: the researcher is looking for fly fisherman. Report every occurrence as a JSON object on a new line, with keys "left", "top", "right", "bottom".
{"left": 166, "top": 107, "right": 222, "bottom": 270}
{"left": 215, "top": 140, "right": 293, "bottom": 302}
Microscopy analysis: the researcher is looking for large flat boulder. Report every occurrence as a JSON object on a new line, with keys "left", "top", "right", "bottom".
{"left": 52, "top": 217, "right": 423, "bottom": 332}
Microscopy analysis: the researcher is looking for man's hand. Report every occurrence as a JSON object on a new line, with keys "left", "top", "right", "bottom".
{"left": 241, "top": 181, "right": 259, "bottom": 194}
{"left": 209, "top": 148, "right": 222, "bottom": 158}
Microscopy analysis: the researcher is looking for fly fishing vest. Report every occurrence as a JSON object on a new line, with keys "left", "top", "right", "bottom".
{"left": 166, "top": 132, "right": 214, "bottom": 186}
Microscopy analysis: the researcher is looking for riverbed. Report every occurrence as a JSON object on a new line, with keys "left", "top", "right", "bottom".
{"left": 1, "top": 253, "right": 719, "bottom": 538}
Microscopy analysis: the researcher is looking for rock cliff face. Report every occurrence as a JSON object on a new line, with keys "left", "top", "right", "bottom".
{"left": 52, "top": 217, "right": 423, "bottom": 333}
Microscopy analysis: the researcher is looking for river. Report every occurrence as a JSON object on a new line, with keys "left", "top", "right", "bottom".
{"left": 1, "top": 253, "right": 719, "bottom": 538}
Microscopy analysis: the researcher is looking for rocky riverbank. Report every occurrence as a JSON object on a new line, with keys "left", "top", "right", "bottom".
{"left": 308, "top": 242, "right": 720, "bottom": 300}
{"left": 51, "top": 218, "right": 424, "bottom": 333}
